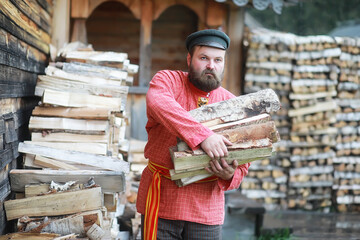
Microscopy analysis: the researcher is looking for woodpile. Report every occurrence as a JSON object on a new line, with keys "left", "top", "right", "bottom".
{"left": 333, "top": 37, "right": 360, "bottom": 212}
{"left": 244, "top": 27, "right": 360, "bottom": 213}
{"left": 169, "top": 89, "right": 282, "bottom": 187}
{"left": 2, "top": 43, "right": 138, "bottom": 238}
{"left": 242, "top": 28, "right": 294, "bottom": 210}
{"left": 287, "top": 35, "right": 339, "bottom": 211}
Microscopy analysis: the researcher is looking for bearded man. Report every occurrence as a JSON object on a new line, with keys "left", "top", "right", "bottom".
{"left": 136, "top": 29, "right": 250, "bottom": 240}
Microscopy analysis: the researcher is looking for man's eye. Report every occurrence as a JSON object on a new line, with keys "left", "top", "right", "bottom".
{"left": 201, "top": 57, "right": 207, "bottom": 60}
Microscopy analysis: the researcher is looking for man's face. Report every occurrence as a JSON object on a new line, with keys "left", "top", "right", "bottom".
{"left": 187, "top": 46, "right": 225, "bottom": 92}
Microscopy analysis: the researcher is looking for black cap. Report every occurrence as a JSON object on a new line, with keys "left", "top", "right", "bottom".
{"left": 185, "top": 29, "right": 230, "bottom": 51}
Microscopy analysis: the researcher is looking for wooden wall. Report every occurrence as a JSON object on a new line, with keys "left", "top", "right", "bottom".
{"left": 151, "top": 5, "right": 198, "bottom": 77}
{"left": 0, "top": 0, "right": 52, "bottom": 233}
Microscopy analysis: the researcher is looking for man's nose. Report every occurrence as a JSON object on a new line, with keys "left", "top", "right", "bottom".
{"left": 207, "top": 60, "right": 215, "bottom": 69}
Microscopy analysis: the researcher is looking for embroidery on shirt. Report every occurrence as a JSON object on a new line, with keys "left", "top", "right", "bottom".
{"left": 197, "top": 97, "right": 209, "bottom": 107}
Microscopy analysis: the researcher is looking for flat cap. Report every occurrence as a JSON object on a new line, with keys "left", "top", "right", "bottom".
{"left": 185, "top": 29, "right": 230, "bottom": 51}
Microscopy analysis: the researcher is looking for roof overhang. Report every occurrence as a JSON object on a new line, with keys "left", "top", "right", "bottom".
{"left": 214, "top": 0, "right": 299, "bottom": 14}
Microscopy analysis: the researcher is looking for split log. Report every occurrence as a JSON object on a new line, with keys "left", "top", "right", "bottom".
{"left": 32, "top": 106, "right": 110, "bottom": 120}
{"left": 9, "top": 169, "right": 125, "bottom": 193}
{"left": 25, "top": 141, "right": 107, "bottom": 155}
{"left": 171, "top": 145, "right": 273, "bottom": 176}
{"left": 188, "top": 89, "right": 281, "bottom": 124}
{"left": 31, "top": 132, "right": 108, "bottom": 143}
{"left": 0, "top": 233, "right": 60, "bottom": 240}
{"left": 61, "top": 62, "right": 128, "bottom": 81}
{"left": 4, "top": 187, "right": 102, "bottom": 220}
{"left": 35, "top": 75, "right": 128, "bottom": 99}
{"left": 18, "top": 142, "right": 129, "bottom": 172}
{"left": 42, "top": 89, "right": 122, "bottom": 109}
{"left": 29, "top": 116, "right": 108, "bottom": 134}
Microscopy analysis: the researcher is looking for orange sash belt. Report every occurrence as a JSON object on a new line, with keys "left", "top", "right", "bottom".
{"left": 144, "top": 160, "right": 218, "bottom": 240}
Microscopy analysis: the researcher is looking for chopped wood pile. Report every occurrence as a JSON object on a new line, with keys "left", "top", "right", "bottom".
{"left": 169, "top": 89, "right": 281, "bottom": 187}
{"left": 243, "top": 28, "right": 293, "bottom": 209}
{"left": 2, "top": 42, "right": 138, "bottom": 239}
{"left": 288, "top": 35, "right": 339, "bottom": 211}
{"left": 244, "top": 27, "right": 360, "bottom": 212}
{"left": 333, "top": 37, "right": 360, "bottom": 212}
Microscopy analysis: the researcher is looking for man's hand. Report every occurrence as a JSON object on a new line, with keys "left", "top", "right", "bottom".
{"left": 200, "top": 134, "right": 232, "bottom": 160}
{"left": 200, "top": 134, "right": 237, "bottom": 180}
{"left": 205, "top": 159, "right": 238, "bottom": 180}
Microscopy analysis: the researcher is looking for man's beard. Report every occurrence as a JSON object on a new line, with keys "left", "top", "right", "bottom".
{"left": 188, "top": 65, "right": 223, "bottom": 92}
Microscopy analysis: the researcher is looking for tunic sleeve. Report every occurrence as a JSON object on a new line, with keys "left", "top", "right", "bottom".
{"left": 146, "top": 70, "right": 214, "bottom": 149}
{"left": 217, "top": 163, "right": 251, "bottom": 191}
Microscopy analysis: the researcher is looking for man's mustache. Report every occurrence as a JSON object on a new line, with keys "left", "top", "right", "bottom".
{"left": 202, "top": 69, "right": 215, "bottom": 76}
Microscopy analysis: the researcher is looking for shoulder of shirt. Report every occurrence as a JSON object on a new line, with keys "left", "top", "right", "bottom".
{"left": 214, "top": 86, "right": 236, "bottom": 98}
{"left": 154, "top": 70, "right": 187, "bottom": 78}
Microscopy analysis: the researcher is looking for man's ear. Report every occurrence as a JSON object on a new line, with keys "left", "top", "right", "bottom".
{"left": 186, "top": 53, "right": 191, "bottom": 67}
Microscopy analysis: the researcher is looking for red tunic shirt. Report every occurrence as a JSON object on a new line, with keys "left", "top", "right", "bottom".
{"left": 136, "top": 70, "right": 250, "bottom": 225}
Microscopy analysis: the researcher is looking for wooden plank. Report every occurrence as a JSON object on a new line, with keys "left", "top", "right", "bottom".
{"left": 42, "top": 89, "right": 122, "bottom": 109}
{"left": 18, "top": 142, "right": 129, "bottom": 172}
{"left": 0, "top": 48, "right": 45, "bottom": 74}
{"left": 0, "top": 11, "right": 48, "bottom": 53}
{"left": 26, "top": 141, "right": 108, "bottom": 155}
{"left": 29, "top": 116, "right": 108, "bottom": 133}
{"left": 189, "top": 89, "right": 281, "bottom": 123}
{"left": 0, "top": 178, "right": 11, "bottom": 203}
{"left": 32, "top": 106, "right": 110, "bottom": 120}
{"left": 63, "top": 51, "right": 128, "bottom": 65}
{"left": 33, "top": 155, "right": 80, "bottom": 170}
{"left": 0, "top": 1, "right": 50, "bottom": 44}
{"left": 4, "top": 187, "right": 102, "bottom": 220}
{"left": 0, "top": 25, "right": 48, "bottom": 64}
{"left": 172, "top": 146, "right": 273, "bottom": 172}
{"left": 9, "top": 0, "right": 51, "bottom": 33}
{"left": 288, "top": 101, "right": 337, "bottom": 117}
{"left": 45, "top": 66, "right": 126, "bottom": 87}
{"left": 61, "top": 62, "right": 128, "bottom": 81}
{"left": 9, "top": 169, "right": 125, "bottom": 193}
{"left": 35, "top": 75, "right": 128, "bottom": 99}
{"left": 0, "top": 232, "right": 59, "bottom": 240}
{"left": 31, "top": 132, "right": 108, "bottom": 143}
{"left": 25, "top": 183, "right": 51, "bottom": 197}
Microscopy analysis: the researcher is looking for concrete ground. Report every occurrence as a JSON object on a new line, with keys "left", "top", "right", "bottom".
{"left": 222, "top": 207, "right": 360, "bottom": 240}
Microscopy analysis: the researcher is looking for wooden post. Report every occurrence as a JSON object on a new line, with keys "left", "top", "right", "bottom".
{"left": 51, "top": 0, "right": 70, "bottom": 52}
{"left": 70, "top": 0, "right": 90, "bottom": 44}
{"left": 226, "top": 6, "right": 245, "bottom": 95}
{"left": 139, "top": 0, "right": 153, "bottom": 86}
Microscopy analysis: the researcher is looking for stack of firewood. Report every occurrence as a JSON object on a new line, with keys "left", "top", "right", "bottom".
{"left": 242, "top": 28, "right": 294, "bottom": 209}
{"left": 4, "top": 182, "right": 114, "bottom": 239}
{"left": 169, "top": 89, "right": 281, "bottom": 188}
{"left": 287, "top": 35, "right": 340, "bottom": 211}
{"left": 333, "top": 37, "right": 360, "bottom": 212}
{"left": 2, "top": 43, "right": 139, "bottom": 238}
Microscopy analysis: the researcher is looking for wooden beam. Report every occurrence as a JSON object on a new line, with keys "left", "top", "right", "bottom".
{"left": 10, "top": 169, "right": 125, "bottom": 193}
{"left": 139, "top": 0, "right": 153, "bottom": 86}
{"left": 225, "top": 7, "right": 245, "bottom": 95}
{"left": 4, "top": 187, "right": 102, "bottom": 220}
{"left": 0, "top": 233, "right": 60, "bottom": 240}
{"left": 71, "top": 0, "right": 89, "bottom": 18}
